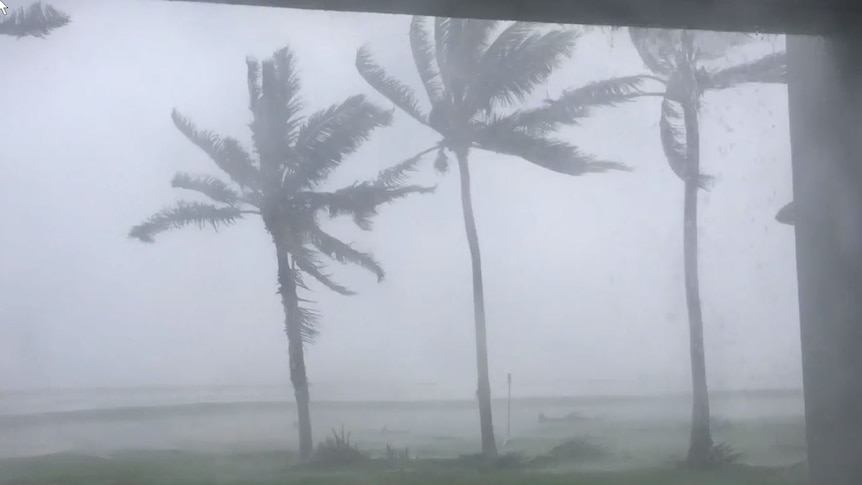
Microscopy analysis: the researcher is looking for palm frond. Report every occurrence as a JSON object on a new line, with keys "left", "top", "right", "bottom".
{"left": 480, "top": 107, "right": 566, "bottom": 138}
{"left": 266, "top": 46, "right": 304, "bottom": 134}
{"left": 480, "top": 76, "right": 646, "bottom": 140}
{"left": 458, "top": 19, "right": 500, "bottom": 67}
{"left": 375, "top": 150, "right": 429, "bottom": 187}
{"left": 0, "top": 2, "right": 70, "bottom": 38}
{"left": 445, "top": 19, "right": 501, "bottom": 99}
{"left": 704, "top": 52, "right": 787, "bottom": 90}
{"left": 289, "top": 95, "right": 394, "bottom": 190}
{"left": 294, "top": 303, "right": 321, "bottom": 343}
{"left": 410, "top": 17, "right": 446, "bottom": 106}
{"left": 775, "top": 201, "right": 795, "bottom": 225}
{"left": 356, "top": 46, "right": 428, "bottom": 126}
{"left": 290, "top": 243, "right": 355, "bottom": 296}
{"left": 129, "top": 201, "right": 243, "bottom": 243}
{"left": 433, "top": 17, "right": 459, "bottom": 98}
{"left": 434, "top": 147, "right": 450, "bottom": 174}
{"left": 308, "top": 226, "right": 385, "bottom": 281}
{"left": 466, "top": 23, "right": 578, "bottom": 114}
{"left": 628, "top": 28, "right": 678, "bottom": 77}
{"left": 659, "top": 96, "right": 713, "bottom": 189}
{"left": 251, "top": 47, "right": 304, "bottom": 172}
{"left": 246, "top": 56, "right": 262, "bottom": 111}
{"left": 474, "top": 125, "right": 628, "bottom": 175}
{"left": 659, "top": 95, "right": 689, "bottom": 182}
{"left": 544, "top": 75, "right": 656, "bottom": 121}
{"left": 276, "top": 256, "right": 320, "bottom": 343}
{"left": 171, "top": 173, "right": 243, "bottom": 206}
{"left": 690, "top": 31, "right": 760, "bottom": 60}
{"left": 299, "top": 182, "right": 434, "bottom": 231}
{"left": 171, "top": 110, "right": 259, "bottom": 189}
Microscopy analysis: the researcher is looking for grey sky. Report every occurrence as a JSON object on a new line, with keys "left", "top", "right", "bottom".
{"left": 0, "top": 0, "right": 797, "bottom": 400}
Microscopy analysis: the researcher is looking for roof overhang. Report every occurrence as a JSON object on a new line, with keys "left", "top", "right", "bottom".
{"left": 163, "top": 0, "right": 861, "bottom": 35}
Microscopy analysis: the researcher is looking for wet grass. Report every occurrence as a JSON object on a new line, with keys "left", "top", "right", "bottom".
{"left": 0, "top": 450, "right": 808, "bottom": 485}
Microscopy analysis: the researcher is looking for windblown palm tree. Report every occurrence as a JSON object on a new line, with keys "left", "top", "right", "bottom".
{"left": 129, "top": 45, "right": 433, "bottom": 460}
{"left": 629, "top": 28, "right": 786, "bottom": 467}
{"left": 357, "top": 18, "right": 646, "bottom": 456}
{"left": 0, "top": 2, "right": 69, "bottom": 38}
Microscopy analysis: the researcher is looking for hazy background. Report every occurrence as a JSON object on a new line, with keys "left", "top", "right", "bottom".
{"left": 0, "top": 0, "right": 795, "bottom": 404}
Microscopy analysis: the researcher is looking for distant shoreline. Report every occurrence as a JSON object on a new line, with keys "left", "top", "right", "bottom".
{"left": 0, "top": 388, "right": 804, "bottom": 424}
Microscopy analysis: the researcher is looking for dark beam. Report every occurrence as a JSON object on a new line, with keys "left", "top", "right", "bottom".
{"left": 788, "top": 34, "right": 862, "bottom": 485}
{"left": 164, "top": 0, "right": 862, "bottom": 35}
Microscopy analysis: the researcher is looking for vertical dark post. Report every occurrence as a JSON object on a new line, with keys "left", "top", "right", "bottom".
{"left": 787, "top": 33, "right": 862, "bottom": 485}
{"left": 507, "top": 373, "right": 512, "bottom": 439}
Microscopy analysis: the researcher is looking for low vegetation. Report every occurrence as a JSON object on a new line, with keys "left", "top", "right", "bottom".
{"left": 308, "top": 427, "right": 370, "bottom": 468}
{"left": 0, "top": 450, "right": 808, "bottom": 485}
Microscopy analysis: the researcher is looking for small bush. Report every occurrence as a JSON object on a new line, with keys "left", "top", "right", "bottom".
{"left": 544, "top": 438, "right": 609, "bottom": 462}
{"left": 308, "top": 427, "right": 369, "bottom": 467}
{"left": 385, "top": 443, "right": 411, "bottom": 462}
{"left": 679, "top": 442, "right": 744, "bottom": 469}
{"left": 708, "top": 442, "right": 743, "bottom": 466}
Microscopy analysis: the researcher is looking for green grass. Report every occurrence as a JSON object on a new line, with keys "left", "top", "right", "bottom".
{"left": 0, "top": 450, "right": 808, "bottom": 485}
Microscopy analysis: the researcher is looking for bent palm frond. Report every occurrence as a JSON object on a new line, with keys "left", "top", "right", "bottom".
{"left": 659, "top": 96, "right": 714, "bottom": 189}
{"left": 307, "top": 226, "right": 385, "bottom": 281}
{"left": 474, "top": 125, "right": 628, "bottom": 175}
{"left": 374, "top": 151, "right": 430, "bottom": 187}
{"left": 0, "top": 2, "right": 70, "bottom": 38}
{"left": 276, "top": 262, "right": 321, "bottom": 343}
{"left": 260, "top": 47, "right": 304, "bottom": 137}
{"left": 356, "top": 47, "right": 429, "bottom": 126}
{"left": 289, "top": 241, "right": 355, "bottom": 296}
{"left": 302, "top": 182, "right": 434, "bottom": 231}
{"left": 171, "top": 173, "right": 243, "bottom": 206}
{"left": 410, "top": 16, "right": 445, "bottom": 105}
{"left": 129, "top": 201, "right": 244, "bottom": 243}
{"left": 704, "top": 52, "right": 787, "bottom": 90}
{"left": 541, "top": 75, "right": 657, "bottom": 126}
{"left": 629, "top": 28, "right": 680, "bottom": 77}
{"left": 290, "top": 95, "right": 394, "bottom": 190}
{"left": 467, "top": 23, "right": 578, "bottom": 114}
{"left": 171, "top": 110, "right": 259, "bottom": 189}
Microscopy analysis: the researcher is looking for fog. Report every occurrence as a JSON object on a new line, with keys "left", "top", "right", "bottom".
{"left": 0, "top": 0, "right": 796, "bottom": 404}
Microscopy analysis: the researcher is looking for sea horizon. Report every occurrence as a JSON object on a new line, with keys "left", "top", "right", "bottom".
{"left": 0, "top": 383, "right": 804, "bottom": 418}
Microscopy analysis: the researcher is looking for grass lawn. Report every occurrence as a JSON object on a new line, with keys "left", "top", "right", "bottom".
{"left": 0, "top": 450, "right": 808, "bottom": 485}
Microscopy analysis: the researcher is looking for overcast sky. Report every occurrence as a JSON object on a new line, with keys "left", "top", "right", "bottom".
{"left": 0, "top": 0, "right": 796, "bottom": 400}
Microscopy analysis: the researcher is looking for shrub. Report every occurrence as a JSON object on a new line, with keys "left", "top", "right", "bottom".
{"left": 385, "top": 443, "right": 412, "bottom": 462}
{"left": 708, "top": 442, "right": 743, "bottom": 466}
{"left": 308, "top": 427, "right": 369, "bottom": 467}
{"left": 525, "top": 437, "right": 611, "bottom": 468}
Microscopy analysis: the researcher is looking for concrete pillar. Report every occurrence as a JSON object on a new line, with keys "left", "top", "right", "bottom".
{"left": 788, "top": 33, "right": 862, "bottom": 485}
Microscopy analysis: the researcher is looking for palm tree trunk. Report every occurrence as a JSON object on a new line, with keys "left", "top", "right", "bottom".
{"left": 455, "top": 148, "right": 498, "bottom": 458}
{"left": 681, "top": 99, "right": 713, "bottom": 467}
{"left": 275, "top": 241, "right": 314, "bottom": 461}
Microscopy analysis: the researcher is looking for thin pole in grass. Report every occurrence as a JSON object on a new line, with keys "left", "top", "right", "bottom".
{"left": 506, "top": 373, "right": 512, "bottom": 440}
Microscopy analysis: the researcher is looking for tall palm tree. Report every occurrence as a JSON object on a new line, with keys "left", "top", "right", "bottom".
{"left": 357, "top": 18, "right": 647, "bottom": 456}
{"left": 129, "top": 45, "right": 433, "bottom": 461}
{"left": 629, "top": 28, "right": 786, "bottom": 467}
{"left": 0, "top": 2, "right": 69, "bottom": 38}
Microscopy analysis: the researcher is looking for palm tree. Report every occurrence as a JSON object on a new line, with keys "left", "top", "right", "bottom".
{"left": 0, "top": 2, "right": 69, "bottom": 38}
{"left": 629, "top": 28, "right": 786, "bottom": 467}
{"left": 129, "top": 45, "right": 433, "bottom": 461}
{"left": 357, "top": 18, "right": 647, "bottom": 456}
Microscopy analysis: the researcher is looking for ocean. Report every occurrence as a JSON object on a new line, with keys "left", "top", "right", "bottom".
{"left": 0, "top": 386, "right": 806, "bottom": 465}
